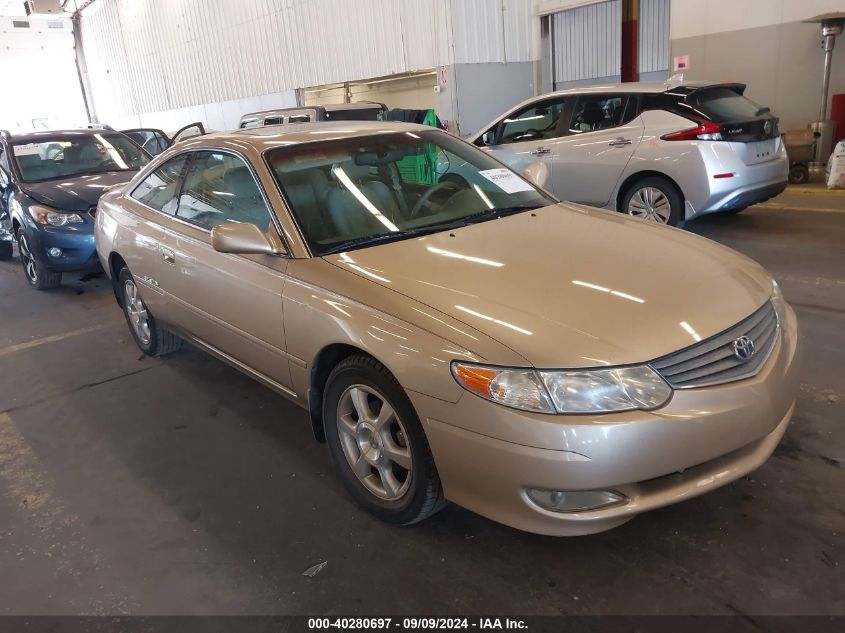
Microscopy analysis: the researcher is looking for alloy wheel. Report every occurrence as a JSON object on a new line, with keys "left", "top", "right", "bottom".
{"left": 336, "top": 384, "right": 413, "bottom": 501}
{"left": 19, "top": 234, "right": 38, "bottom": 284}
{"left": 123, "top": 278, "right": 151, "bottom": 346}
{"left": 627, "top": 186, "right": 672, "bottom": 224}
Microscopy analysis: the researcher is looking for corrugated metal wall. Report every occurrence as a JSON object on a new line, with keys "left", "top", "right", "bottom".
{"left": 450, "top": 0, "right": 535, "bottom": 64}
{"left": 551, "top": 0, "right": 621, "bottom": 87}
{"left": 80, "top": 0, "right": 537, "bottom": 125}
{"left": 80, "top": 0, "right": 446, "bottom": 123}
{"left": 639, "top": 0, "right": 670, "bottom": 74}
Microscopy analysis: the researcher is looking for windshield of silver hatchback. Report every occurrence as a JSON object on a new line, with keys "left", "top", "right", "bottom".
{"left": 265, "top": 130, "right": 555, "bottom": 255}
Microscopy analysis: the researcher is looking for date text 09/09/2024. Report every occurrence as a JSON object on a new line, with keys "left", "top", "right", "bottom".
{"left": 307, "top": 618, "right": 528, "bottom": 630}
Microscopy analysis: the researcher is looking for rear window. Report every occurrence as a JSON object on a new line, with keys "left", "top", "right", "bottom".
{"left": 686, "top": 87, "right": 763, "bottom": 123}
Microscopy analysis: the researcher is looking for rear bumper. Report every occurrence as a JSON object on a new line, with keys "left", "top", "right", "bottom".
{"left": 685, "top": 141, "right": 789, "bottom": 217}
{"left": 715, "top": 180, "right": 787, "bottom": 212}
{"left": 413, "top": 304, "right": 800, "bottom": 536}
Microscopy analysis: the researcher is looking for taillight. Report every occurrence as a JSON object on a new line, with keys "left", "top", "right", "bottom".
{"left": 661, "top": 121, "right": 723, "bottom": 141}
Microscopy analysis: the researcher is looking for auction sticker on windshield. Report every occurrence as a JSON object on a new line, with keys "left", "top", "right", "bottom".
{"left": 478, "top": 168, "right": 534, "bottom": 194}
{"left": 12, "top": 143, "right": 40, "bottom": 156}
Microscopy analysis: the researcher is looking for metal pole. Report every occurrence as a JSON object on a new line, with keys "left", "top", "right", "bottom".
{"left": 820, "top": 34, "right": 835, "bottom": 121}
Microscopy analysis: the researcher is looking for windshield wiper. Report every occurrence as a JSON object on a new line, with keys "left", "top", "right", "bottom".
{"left": 319, "top": 206, "right": 542, "bottom": 256}
{"left": 458, "top": 205, "right": 542, "bottom": 224}
{"left": 320, "top": 226, "right": 448, "bottom": 255}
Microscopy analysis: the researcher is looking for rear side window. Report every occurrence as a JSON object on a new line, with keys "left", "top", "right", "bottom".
{"left": 131, "top": 154, "right": 188, "bottom": 214}
{"left": 569, "top": 95, "right": 627, "bottom": 133}
{"left": 288, "top": 114, "right": 311, "bottom": 123}
{"left": 686, "top": 87, "right": 762, "bottom": 123}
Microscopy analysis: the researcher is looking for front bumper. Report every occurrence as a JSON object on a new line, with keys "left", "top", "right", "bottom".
{"left": 23, "top": 221, "right": 101, "bottom": 274}
{"left": 413, "top": 305, "right": 800, "bottom": 536}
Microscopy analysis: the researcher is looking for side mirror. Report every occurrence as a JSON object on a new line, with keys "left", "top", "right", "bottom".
{"left": 522, "top": 161, "right": 549, "bottom": 188}
{"left": 211, "top": 222, "right": 287, "bottom": 256}
{"left": 482, "top": 130, "right": 496, "bottom": 146}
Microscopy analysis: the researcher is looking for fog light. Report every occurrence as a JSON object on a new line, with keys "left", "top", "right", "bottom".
{"left": 48, "top": 248, "right": 63, "bottom": 258}
{"left": 526, "top": 488, "right": 626, "bottom": 513}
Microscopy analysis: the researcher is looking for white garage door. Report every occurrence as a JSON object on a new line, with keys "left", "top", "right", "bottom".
{"left": 0, "top": 16, "right": 88, "bottom": 132}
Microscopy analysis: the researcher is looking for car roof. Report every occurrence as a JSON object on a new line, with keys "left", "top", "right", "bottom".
{"left": 541, "top": 79, "right": 717, "bottom": 97}
{"left": 189, "top": 121, "right": 435, "bottom": 147}
{"left": 4, "top": 128, "right": 118, "bottom": 143}
{"left": 240, "top": 102, "right": 385, "bottom": 120}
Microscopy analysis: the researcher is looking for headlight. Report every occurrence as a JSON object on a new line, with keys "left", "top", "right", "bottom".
{"left": 451, "top": 363, "right": 554, "bottom": 413}
{"left": 451, "top": 362, "right": 672, "bottom": 414}
{"left": 771, "top": 279, "right": 788, "bottom": 324}
{"left": 27, "top": 204, "right": 84, "bottom": 227}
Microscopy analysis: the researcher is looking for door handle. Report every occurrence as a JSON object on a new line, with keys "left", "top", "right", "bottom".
{"left": 531, "top": 147, "right": 551, "bottom": 156}
{"left": 608, "top": 137, "right": 633, "bottom": 147}
{"left": 162, "top": 249, "right": 175, "bottom": 264}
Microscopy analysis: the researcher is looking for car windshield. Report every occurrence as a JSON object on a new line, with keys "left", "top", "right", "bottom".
{"left": 265, "top": 129, "right": 555, "bottom": 255}
{"left": 11, "top": 133, "right": 150, "bottom": 183}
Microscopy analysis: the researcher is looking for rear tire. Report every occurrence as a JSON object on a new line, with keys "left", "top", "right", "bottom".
{"left": 788, "top": 165, "right": 809, "bottom": 185}
{"left": 323, "top": 354, "right": 446, "bottom": 525}
{"left": 118, "top": 267, "right": 182, "bottom": 357}
{"left": 621, "top": 177, "right": 683, "bottom": 227}
{"left": 18, "top": 232, "right": 61, "bottom": 290}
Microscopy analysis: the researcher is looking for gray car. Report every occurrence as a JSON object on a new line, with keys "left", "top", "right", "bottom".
{"left": 467, "top": 78, "right": 788, "bottom": 226}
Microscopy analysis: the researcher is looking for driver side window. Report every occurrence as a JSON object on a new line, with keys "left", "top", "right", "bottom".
{"left": 176, "top": 151, "right": 273, "bottom": 231}
{"left": 495, "top": 99, "right": 567, "bottom": 146}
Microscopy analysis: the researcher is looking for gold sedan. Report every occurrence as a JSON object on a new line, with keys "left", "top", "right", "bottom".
{"left": 94, "top": 123, "right": 799, "bottom": 535}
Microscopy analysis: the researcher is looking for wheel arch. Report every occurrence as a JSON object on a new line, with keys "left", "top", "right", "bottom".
{"left": 108, "top": 252, "right": 128, "bottom": 306}
{"left": 308, "top": 343, "right": 381, "bottom": 443}
{"left": 615, "top": 170, "right": 686, "bottom": 212}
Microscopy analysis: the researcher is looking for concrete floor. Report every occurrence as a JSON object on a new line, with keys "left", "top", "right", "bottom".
{"left": 0, "top": 189, "right": 843, "bottom": 616}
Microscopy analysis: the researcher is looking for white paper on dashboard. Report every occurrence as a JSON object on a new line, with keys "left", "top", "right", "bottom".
{"left": 478, "top": 168, "right": 534, "bottom": 194}
{"left": 13, "top": 143, "right": 40, "bottom": 156}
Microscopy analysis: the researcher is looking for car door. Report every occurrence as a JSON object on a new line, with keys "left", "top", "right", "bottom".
{"left": 122, "top": 153, "right": 191, "bottom": 323}
{"left": 158, "top": 149, "right": 292, "bottom": 390}
{"left": 550, "top": 94, "right": 644, "bottom": 207}
{"left": 476, "top": 96, "right": 571, "bottom": 193}
{"left": 171, "top": 122, "right": 206, "bottom": 143}
{"left": 0, "top": 144, "right": 13, "bottom": 242}
{"left": 121, "top": 128, "right": 171, "bottom": 155}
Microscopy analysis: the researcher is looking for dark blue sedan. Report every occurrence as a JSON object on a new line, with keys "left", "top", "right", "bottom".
{"left": 0, "top": 129, "right": 150, "bottom": 289}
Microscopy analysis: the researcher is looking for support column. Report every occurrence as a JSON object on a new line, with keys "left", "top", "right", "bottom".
{"left": 621, "top": 0, "right": 639, "bottom": 83}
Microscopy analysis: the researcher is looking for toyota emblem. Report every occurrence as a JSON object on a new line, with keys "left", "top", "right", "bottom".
{"left": 732, "top": 336, "right": 755, "bottom": 361}
{"left": 763, "top": 120, "right": 772, "bottom": 135}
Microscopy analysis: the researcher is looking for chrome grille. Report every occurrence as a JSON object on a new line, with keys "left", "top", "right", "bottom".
{"left": 651, "top": 302, "right": 778, "bottom": 389}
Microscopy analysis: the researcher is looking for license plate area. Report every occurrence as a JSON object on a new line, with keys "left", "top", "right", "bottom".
{"left": 745, "top": 139, "right": 777, "bottom": 165}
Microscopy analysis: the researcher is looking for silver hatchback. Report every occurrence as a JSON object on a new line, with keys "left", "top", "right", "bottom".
{"left": 468, "top": 79, "right": 788, "bottom": 226}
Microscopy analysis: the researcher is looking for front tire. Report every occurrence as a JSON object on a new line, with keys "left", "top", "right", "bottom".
{"left": 118, "top": 267, "right": 182, "bottom": 356}
{"left": 18, "top": 232, "right": 61, "bottom": 290}
{"left": 323, "top": 355, "right": 445, "bottom": 525}
{"left": 621, "top": 177, "right": 683, "bottom": 226}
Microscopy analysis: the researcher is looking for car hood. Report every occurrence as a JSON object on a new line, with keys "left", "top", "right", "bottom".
{"left": 323, "top": 203, "right": 774, "bottom": 368}
{"left": 21, "top": 171, "right": 138, "bottom": 212}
